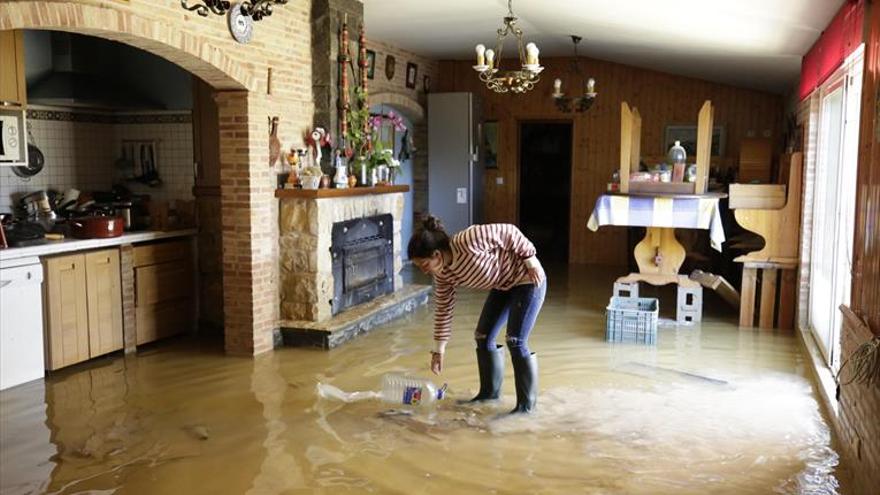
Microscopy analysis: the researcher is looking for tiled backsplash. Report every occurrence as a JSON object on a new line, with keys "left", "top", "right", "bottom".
{"left": 0, "top": 106, "right": 194, "bottom": 212}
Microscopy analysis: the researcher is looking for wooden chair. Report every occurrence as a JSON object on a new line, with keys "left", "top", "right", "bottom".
{"left": 729, "top": 153, "right": 803, "bottom": 329}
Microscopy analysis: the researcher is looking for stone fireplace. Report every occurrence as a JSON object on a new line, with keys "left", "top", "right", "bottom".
{"left": 277, "top": 187, "right": 430, "bottom": 348}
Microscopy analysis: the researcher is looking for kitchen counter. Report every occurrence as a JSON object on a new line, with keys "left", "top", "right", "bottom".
{"left": 0, "top": 229, "right": 197, "bottom": 262}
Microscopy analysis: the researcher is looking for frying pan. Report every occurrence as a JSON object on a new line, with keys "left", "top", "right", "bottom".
{"left": 11, "top": 124, "right": 45, "bottom": 179}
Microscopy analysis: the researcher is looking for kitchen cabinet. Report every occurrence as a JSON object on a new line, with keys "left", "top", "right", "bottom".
{"left": 85, "top": 251, "right": 124, "bottom": 357}
{"left": 0, "top": 30, "right": 27, "bottom": 107}
{"left": 134, "top": 239, "right": 194, "bottom": 345}
{"left": 44, "top": 249, "right": 123, "bottom": 370}
{"left": 44, "top": 255, "right": 90, "bottom": 370}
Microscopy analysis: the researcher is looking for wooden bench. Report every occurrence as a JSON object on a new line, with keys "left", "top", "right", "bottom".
{"left": 729, "top": 152, "right": 803, "bottom": 330}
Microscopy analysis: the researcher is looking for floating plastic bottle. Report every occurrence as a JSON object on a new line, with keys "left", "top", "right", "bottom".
{"left": 380, "top": 374, "right": 447, "bottom": 406}
{"left": 316, "top": 374, "right": 447, "bottom": 407}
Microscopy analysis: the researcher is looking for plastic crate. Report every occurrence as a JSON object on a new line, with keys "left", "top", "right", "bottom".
{"left": 606, "top": 296, "right": 659, "bottom": 344}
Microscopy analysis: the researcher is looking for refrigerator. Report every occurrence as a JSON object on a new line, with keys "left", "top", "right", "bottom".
{"left": 428, "top": 92, "right": 484, "bottom": 235}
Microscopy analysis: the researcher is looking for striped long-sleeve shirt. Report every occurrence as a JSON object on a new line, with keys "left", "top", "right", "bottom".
{"left": 431, "top": 223, "right": 540, "bottom": 353}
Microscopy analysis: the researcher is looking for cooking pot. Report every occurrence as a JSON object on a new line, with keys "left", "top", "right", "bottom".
{"left": 70, "top": 216, "right": 124, "bottom": 239}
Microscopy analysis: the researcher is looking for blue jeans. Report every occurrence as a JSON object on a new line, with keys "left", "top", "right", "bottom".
{"left": 474, "top": 280, "right": 547, "bottom": 358}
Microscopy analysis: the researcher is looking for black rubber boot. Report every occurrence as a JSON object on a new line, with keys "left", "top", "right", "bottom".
{"left": 460, "top": 345, "right": 504, "bottom": 403}
{"left": 509, "top": 352, "right": 538, "bottom": 414}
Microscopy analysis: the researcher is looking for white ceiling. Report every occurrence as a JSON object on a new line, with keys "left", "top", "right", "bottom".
{"left": 364, "top": 0, "right": 845, "bottom": 94}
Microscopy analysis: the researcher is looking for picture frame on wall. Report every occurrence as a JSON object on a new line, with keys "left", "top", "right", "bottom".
{"left": 663, "top": 125, "right": 726, "bottom": 157}
{"left": 365, "top": 50, "right": 376, "bottom": 80}
{"left": 406, "top": 62, "right": 418, "bottom": 89}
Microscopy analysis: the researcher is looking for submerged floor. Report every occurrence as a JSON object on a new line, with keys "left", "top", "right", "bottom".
{"left": 1, "top": 266, "right": 844, "bottom": 494}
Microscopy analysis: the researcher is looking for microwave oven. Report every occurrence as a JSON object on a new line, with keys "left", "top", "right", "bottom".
{"left": 0, "top": 108, "right": 28, "bottom": 166}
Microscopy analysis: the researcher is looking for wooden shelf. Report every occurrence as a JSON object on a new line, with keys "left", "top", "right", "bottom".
{"left": 611, "top": 191, "right": 728, "bottom": 199}
{"left": 275, "top": 185, "right": 409, "bottom": 199}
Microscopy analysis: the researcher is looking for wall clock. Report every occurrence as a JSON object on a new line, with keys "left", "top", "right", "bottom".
{"left": 227, "top": 3, "right": 254, "bottom": 44}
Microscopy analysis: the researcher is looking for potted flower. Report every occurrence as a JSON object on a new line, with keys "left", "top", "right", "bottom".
{"left": 300, "top": 165, "right": 323, "bottom": 189}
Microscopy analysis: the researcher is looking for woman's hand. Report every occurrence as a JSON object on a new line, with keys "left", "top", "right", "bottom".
{"left": 527, "top": 265, "right": 545, "bottom": 286}
{"left": 430, "top": 351, "right": 444, "bottom": 375}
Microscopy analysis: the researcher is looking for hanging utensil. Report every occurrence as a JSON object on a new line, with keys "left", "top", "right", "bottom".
{"left": 11, "top": 122, "right": 44, "bottom": 179}
{"left": 146, "top": 142, "right": 162, "bottom": 187}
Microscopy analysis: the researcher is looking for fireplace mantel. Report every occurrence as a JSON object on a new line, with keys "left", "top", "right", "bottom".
{"left": 275, "top": 185, "right": 409, "bottom": 199}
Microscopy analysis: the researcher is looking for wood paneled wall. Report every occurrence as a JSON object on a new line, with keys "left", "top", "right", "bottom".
{"left": 839, "top": 1, "right": 880, "bottom": 492}
{"left": 438, "top": 57, "right": 784, "bottom": 265}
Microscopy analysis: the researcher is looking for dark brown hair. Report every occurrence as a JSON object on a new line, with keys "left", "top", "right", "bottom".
{"left": 407, "top": 214, "right": 450, "bottom": 259}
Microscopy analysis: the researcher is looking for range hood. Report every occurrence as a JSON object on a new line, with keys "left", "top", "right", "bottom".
{"left": 27, "top": 32, "right": 164, "bottom": 110}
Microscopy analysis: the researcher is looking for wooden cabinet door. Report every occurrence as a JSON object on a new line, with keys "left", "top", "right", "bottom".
{"left": 0, "top": 30, "right": 27, "bottom": 106}
{"left": 44, "top": 255, "right": 89, "bottom": 370}
{"left": 85, "top": 250, "right": 123, "bottom": 358}
{"left": 135, "top": 260, "right": 194, "bottom": 345}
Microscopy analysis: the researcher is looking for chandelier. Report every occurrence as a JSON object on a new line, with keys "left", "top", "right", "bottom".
{"left": 472, "top": 0, "right": 543, "bottom": 94}
{"left": 552, "top": 36, "right": 597, "bottom": 113}
{"left": 181, "top": 0, "right": 288, "bottom": 21}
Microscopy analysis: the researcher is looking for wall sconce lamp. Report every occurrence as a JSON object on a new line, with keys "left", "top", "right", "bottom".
{"left": 181, "top": 0, "right": 288, "bottom": 21}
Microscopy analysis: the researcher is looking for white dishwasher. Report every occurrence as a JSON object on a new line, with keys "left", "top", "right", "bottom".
{"left": 0, "top": 256, "right": 45, "bottom": 390}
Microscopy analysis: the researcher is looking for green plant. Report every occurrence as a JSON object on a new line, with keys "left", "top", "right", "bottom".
{"left": 345, "top": 87, "right": 371, "bottom": 159}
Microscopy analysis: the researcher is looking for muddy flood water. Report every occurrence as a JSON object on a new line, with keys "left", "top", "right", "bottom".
{"left": 1, "top": 266, "right": 845, "bottom": 494}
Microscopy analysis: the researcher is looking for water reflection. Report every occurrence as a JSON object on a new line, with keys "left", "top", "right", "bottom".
{"left": 0, "top": 265, "right": 844, "bottom": 494}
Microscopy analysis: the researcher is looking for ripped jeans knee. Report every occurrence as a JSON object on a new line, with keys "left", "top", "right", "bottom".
{"left": 506, "top": 335, "right": 530, "bottom": 358}
{"left": 474, "top": 333, "right": 495, "bottom": 351}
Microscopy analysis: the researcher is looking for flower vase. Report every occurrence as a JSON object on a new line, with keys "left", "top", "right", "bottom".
{"left": 359, "top": 161, "right": 370, "bottom": 187}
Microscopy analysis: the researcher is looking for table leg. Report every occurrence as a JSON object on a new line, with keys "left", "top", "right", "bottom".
{"left": 633, "top": 227, "right": 685, "bottom": 276}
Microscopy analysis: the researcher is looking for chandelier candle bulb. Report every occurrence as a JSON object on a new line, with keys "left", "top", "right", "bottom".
{"left": 485, "top": 49, "right": 495, "bottom": 70}
{"left": 476, "top": 44, "right": 486, "bottom": 66}
{"left": 587, "top": 78, "right": 596, "bottom": 94}
{"left": 553, "top": 78, "right": 563, "bottom": 96}
{"left": 526, "top": 42, "right": 539, "bottom": 66}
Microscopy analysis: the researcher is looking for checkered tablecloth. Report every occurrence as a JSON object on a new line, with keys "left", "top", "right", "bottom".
{"left": 587, "top": 195, "right": 725, "bottom": 251}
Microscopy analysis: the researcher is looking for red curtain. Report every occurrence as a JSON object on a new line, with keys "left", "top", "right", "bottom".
{"left": 799, "top": 0, "right": 864, "bottom": 100}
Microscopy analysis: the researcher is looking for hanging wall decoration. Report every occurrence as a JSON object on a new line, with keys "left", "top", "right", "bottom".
{"left": 405, "top": 62, "right": 418, "bottom": 89}
{"left": 385, "top": 55, "right": 396, "bottom": 81}
{"left": 181, "top": 0, "right": 289, "bottom": 21}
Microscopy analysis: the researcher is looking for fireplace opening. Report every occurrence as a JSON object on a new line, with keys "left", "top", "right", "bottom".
{"left": 331, "top": 214, "right": 394, "bottom": 314}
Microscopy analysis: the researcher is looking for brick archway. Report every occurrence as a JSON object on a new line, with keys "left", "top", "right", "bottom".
{"left": 369, "top": 92, "right": 425, "bottom": 123}
{"left": 1, "top": 2, "right": 278, "bottom": 356}
{"left": 0, "top": 1, "right": 252, "bottom": 90}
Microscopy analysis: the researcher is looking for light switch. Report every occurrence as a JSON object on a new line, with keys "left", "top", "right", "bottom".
{"left": 496, "top": 177, "right": 504, "bottom": 185}
{"left": 456, "top": 188, "right": 467, "bottom": 204}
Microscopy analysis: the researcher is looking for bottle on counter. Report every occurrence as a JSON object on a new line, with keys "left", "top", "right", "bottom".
{"left": 668, "top": 140, "right": 687, "bottom": 183}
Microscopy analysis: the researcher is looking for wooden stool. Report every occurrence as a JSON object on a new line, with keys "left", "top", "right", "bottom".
{"left": 739, "top": 261, "right": 797, "bottom": 329}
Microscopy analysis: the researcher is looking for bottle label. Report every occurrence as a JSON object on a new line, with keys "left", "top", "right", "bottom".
{"left": 402, "top": 386, "right": 423, "bottom": 405}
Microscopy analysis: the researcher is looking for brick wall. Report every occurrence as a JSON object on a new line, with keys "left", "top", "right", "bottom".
{"left": 796, "top": 94, "right": 819, "bottom": 329}
{"left": 365, "top": 39, "right": 439, "bottom": 219}
{"left": 1, "top": 0, "right": 314, "bottom": 355}
{"left": 118, "top": 244, "right": 136, "bottom": 353}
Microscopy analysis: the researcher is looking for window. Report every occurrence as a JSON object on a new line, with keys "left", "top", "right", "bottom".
{"left": 807, "top": 46, "right": 863, "bottom": 371}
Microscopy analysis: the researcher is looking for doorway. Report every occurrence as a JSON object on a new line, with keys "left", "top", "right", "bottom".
{"left": 518, "top": 122, "right": 572, "bottom": 263}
